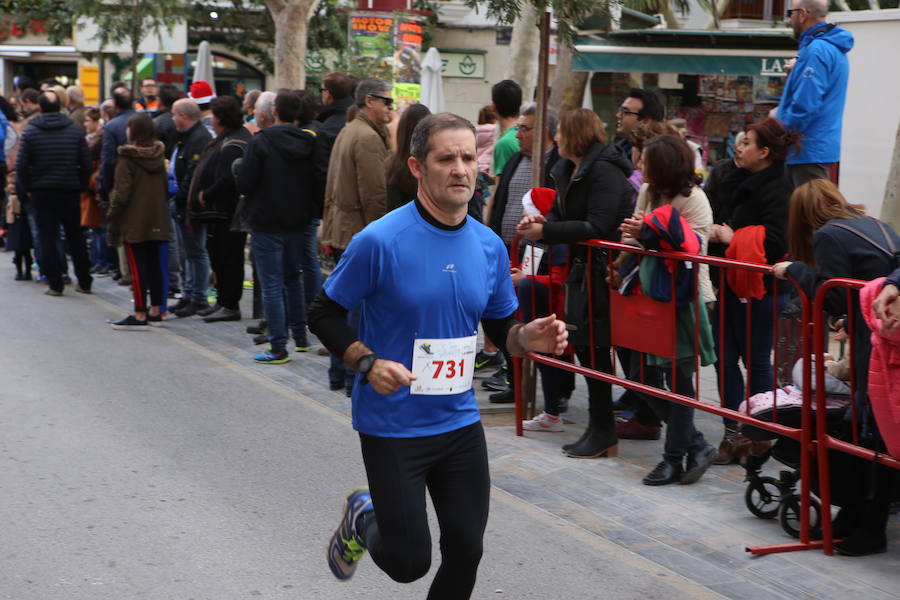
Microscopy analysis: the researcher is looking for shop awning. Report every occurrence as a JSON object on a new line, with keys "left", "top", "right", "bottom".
{"left": 574, "top": 29, "right": 796, "bottom": 76}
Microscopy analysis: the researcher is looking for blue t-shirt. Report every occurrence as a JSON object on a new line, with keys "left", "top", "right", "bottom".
{"left": 324, "top": 201, "right": 518, "bottom": 438}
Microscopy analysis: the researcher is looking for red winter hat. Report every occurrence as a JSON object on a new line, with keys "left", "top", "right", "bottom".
{"left": 189, "top": 80, "right": 216, "bottom": 104}
{"left": 522, "top": 187, "right": 556, "bottom": 216}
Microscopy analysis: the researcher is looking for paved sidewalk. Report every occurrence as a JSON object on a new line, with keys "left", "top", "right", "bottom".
{"left": 84, "top": 274, "right": 899, "bottom": 600}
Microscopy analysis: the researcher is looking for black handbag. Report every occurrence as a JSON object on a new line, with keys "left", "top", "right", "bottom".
{"left": 564, "top": 252, "right": 610, "bottom": 348}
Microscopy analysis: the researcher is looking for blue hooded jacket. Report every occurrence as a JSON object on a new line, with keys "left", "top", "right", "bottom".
{"left": 777, "top": 22, "right": 854, "bottom": 165}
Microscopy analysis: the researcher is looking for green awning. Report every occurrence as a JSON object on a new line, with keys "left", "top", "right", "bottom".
{"left": 572, "top": 51, "right": 793, "bottom": 76}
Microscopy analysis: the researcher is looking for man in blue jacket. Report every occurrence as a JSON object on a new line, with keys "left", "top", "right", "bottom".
{"left": 777, "top": 0, "right": 854, "bottom": 188}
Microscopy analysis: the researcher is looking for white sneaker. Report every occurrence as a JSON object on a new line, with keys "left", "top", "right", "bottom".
{"left": 523, "top": 412, "right": 564, "bottom": 432}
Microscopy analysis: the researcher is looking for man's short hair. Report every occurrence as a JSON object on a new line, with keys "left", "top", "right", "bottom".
{"left": 354, "top": 78, "right": 392, "bottom": 108}
{"left": 800, "top": 0, "right": 828, "bottom": 18}
{"left": 210, "top": 96, "right": 244, "bottom": 130}
{"left": 255, "top": 91, "right": 276, "bottom": 123}
{"left": 20, "top": 88, "right": 39, "bottom": 105}
{"left": 521, "top": 103, "right": 559, "bottom": 140}
{"left": 38, "top": 91, "right": 61, "bottom": 113}
{"left": 274, "top": 89, "right": 302, "bottom": 123}
{"left": 157, "top": 83, "right": 183, "bottom": 110}
{"left": 491, "top": 79, "right": 522, "bottom": 119}
{"left": 66, "top": 85, "right": 84, "bottom": 106}
{"left": 322, "top": 71, "right": 355, "bottom": 100}
{"left": 172, "top": 98, "right": 201, "bottom": 121}
{"left": 113, "top": 88, "right": 133, "bottom": 111}
{"left": 409, "top": 112, "right": 476, "bottom": 164}
{"left": 628, "top": 88, "right": 665, "bottom": 122}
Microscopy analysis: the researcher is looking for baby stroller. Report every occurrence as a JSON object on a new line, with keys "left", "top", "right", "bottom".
{"left": 739, "top": 358, "right": 852, "bottom": 539}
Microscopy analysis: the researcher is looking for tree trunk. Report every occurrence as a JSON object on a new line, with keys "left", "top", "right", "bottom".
{"left": 505, "top": 4, "right": 540, "bottom": 103}
{"left": 549, "top": 42, "right": 589, "bottom": 114}
{"left": 659, "top": 1, "right": 681, "bottom": 29}
{"left": 266, "top": 0, "right": 319, "bottom": 90}
{"left": 880, "top": 121, "right": 900, "bottom": 233}
{"left": 130, "top": 39, "right": 140, "bottom": 100}
{"left": 704, "top": 0, "right": 729, "bottom": 29}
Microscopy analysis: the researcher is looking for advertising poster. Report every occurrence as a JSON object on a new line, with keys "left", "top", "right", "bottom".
{"left": 349, "top": 12, "right": 425, "bottom": 109}
{"left": 349, "top": 13, "right": 396, "bottom": 81}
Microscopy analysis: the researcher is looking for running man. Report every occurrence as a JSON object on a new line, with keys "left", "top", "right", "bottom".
{"left": 308, "top": 113, "right": 567, "bottom": 599}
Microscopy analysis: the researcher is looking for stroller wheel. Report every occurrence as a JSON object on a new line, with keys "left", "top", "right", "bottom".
{"left": 778, "top": 494, "right": 821, "bottom": 539}
{"left": 744, "top": 476, "right": 781, "bottom": 519}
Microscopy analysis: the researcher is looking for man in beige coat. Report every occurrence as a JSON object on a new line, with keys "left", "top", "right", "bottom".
{"left": 322, "top": 78, "right": 392, "bottom": 252}
{"left": 321, "top": 77, "right": 393, "bottom": 393}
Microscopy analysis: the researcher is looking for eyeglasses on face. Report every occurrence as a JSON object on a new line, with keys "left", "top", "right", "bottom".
{"left": 517, "top": 123, "right": 535, "bottom": 133}
{"left": 785, "top": 8, "right": 805, "bottom": 17}
{"left": 616, "top": 107, "right": 641, "bottom": 117}
{"left": 368, "top": 93, "right": 394, "bottom": 108}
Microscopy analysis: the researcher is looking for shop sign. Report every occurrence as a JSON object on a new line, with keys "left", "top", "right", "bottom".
{"left": 439, "top": 51, "right": 485, "bottom": 79}
{"left": 760, "top": 57, "right": 791, "bottom": 76}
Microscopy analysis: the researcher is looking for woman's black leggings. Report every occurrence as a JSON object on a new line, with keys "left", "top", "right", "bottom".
{"left": 359, "top": 421, "right": 490, "bottom": 600}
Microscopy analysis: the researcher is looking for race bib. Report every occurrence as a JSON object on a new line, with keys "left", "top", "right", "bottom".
{"left": 520, "top": 245, "right": 544, "bottom": 276}
{"left": 410, "top": 335, "right": 477, "bottom": 395}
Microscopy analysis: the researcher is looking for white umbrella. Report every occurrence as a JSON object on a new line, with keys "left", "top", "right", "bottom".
{"left": 420, "top": 47, "right": 444, "bottom": 113}
{"left": 193, "top": 40, "right": 215, "bottom": 90}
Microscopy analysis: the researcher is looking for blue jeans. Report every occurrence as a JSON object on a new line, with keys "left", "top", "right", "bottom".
{"left": 300, "top": 218, "right": 322, "bottom": 310}
{"left": 251, "top": 232, "right": 305, "bottom": 353}
{"left": 179, "top": 220, "right": 209, "bottom": 304}
{"left": 713, "top": 288, "right": 788, "bottom": 425}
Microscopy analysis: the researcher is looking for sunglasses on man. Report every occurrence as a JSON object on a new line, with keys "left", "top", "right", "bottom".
{"left": 368, "top": 93, "right": 394, "bottom": 108}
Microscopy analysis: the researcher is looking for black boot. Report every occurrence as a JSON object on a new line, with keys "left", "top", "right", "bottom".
{"left": 562, "top": 423, "right": 594, "bottom": 453}
{"left": 563, "top": 422, "right": 617, "bottom": 459}
{"left": 834, "top": 498, "right": 889, "bottom": 556}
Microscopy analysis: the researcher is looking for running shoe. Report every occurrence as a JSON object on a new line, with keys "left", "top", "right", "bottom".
{"left": 481, "top": 365, "right": 508, "bottom": 391}
{"left": 327, "top": 487, "right": 373, "bottom": 580}
{"left": 243, "top": 280, "right": 254, "bottom": 289}
{"left": 523, "top": 412, "right": 564, "bottom": 432}
{"left": 147, "top": 314, "right": 166, "bottom": 327}
{"left": 474, "top": 350, "right": 504, "bottom": 371}
{"left": 109, "top": 315, "right": 150, "bottom": 331}
{"left": 254, "top": 349, "right": 291, "bottom": 364}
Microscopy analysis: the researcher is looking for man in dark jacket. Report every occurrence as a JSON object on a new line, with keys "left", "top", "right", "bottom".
{"left": 99, "top": 88, "right": 135, "bottom": 198}
{"left": 168, "top": 98, "right": 213, "bottom": 317}
{"left": 317, "top": 71, "right": 357, "bottom": 161}
{"left": 15, "top": 90, "right": 92, "bottom": 295}
{"left": 484, "top": 102, "right": 560, "bottom": 403}
{"left": 237, "top": 89, "right": 319, "bottom": 364}
{"left": 153, "top": 83, "right": 183, "bottom": 159}
{"left": 190, "top": 96, "right": 253, "bottom": 323}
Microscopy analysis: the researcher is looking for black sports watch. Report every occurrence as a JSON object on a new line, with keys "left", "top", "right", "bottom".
{"left": 357, "top": 353, "right": 378, "bottom": 385}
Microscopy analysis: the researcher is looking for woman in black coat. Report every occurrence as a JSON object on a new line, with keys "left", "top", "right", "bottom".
{"left": 518, "top": 108, "right": 633, "bottom": 459}
{"left": 707, "top": 117, "right": 799, "bottom": 464}
{"left": 773, "top": 180, "right": 900, "bottom": 556}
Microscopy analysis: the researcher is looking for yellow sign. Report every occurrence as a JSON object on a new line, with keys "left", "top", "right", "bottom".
{"left": 79, "top": 65, "right": 100, "bottom": 106}
{"left": 393, "top": 83, "right": 421, "bottom": 112}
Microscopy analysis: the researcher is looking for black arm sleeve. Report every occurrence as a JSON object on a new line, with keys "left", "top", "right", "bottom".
{"left": 308, "top": 289, "right": 357, "bottom": 362}
{"left": 481, "top": 312, "right": 519, "bottom": 355}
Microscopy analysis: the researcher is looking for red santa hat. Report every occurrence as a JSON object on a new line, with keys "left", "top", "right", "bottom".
{"left": 189, "top": 80, "right": 216, "bottom": 105}
{"left": 522, "top": 187, "right": 556, "bottom": 216}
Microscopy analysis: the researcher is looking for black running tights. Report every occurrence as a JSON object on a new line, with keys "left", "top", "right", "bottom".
{"left": 359, "top": 421, "right": 490, "bottom": 600}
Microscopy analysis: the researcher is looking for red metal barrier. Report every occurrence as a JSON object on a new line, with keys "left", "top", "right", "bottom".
{"left": 511, "top": 239, "right": 831, "bottom": 555}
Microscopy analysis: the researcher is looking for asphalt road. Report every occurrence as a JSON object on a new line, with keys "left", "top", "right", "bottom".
{"left": 0, "top": 262, "right": 721, "bottom": 600}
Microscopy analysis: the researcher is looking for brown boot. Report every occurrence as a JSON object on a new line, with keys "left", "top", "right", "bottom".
{"left": 713, "top": 427, "right": 751, "bottom": 465}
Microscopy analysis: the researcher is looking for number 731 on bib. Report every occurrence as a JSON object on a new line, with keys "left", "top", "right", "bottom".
{"left": 410, "top": 334, "right": 477, "bottom": 395}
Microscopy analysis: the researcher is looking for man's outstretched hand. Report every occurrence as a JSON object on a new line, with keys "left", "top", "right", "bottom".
{"left": 516, "top": 314, "right": 568, "bottom": 356}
